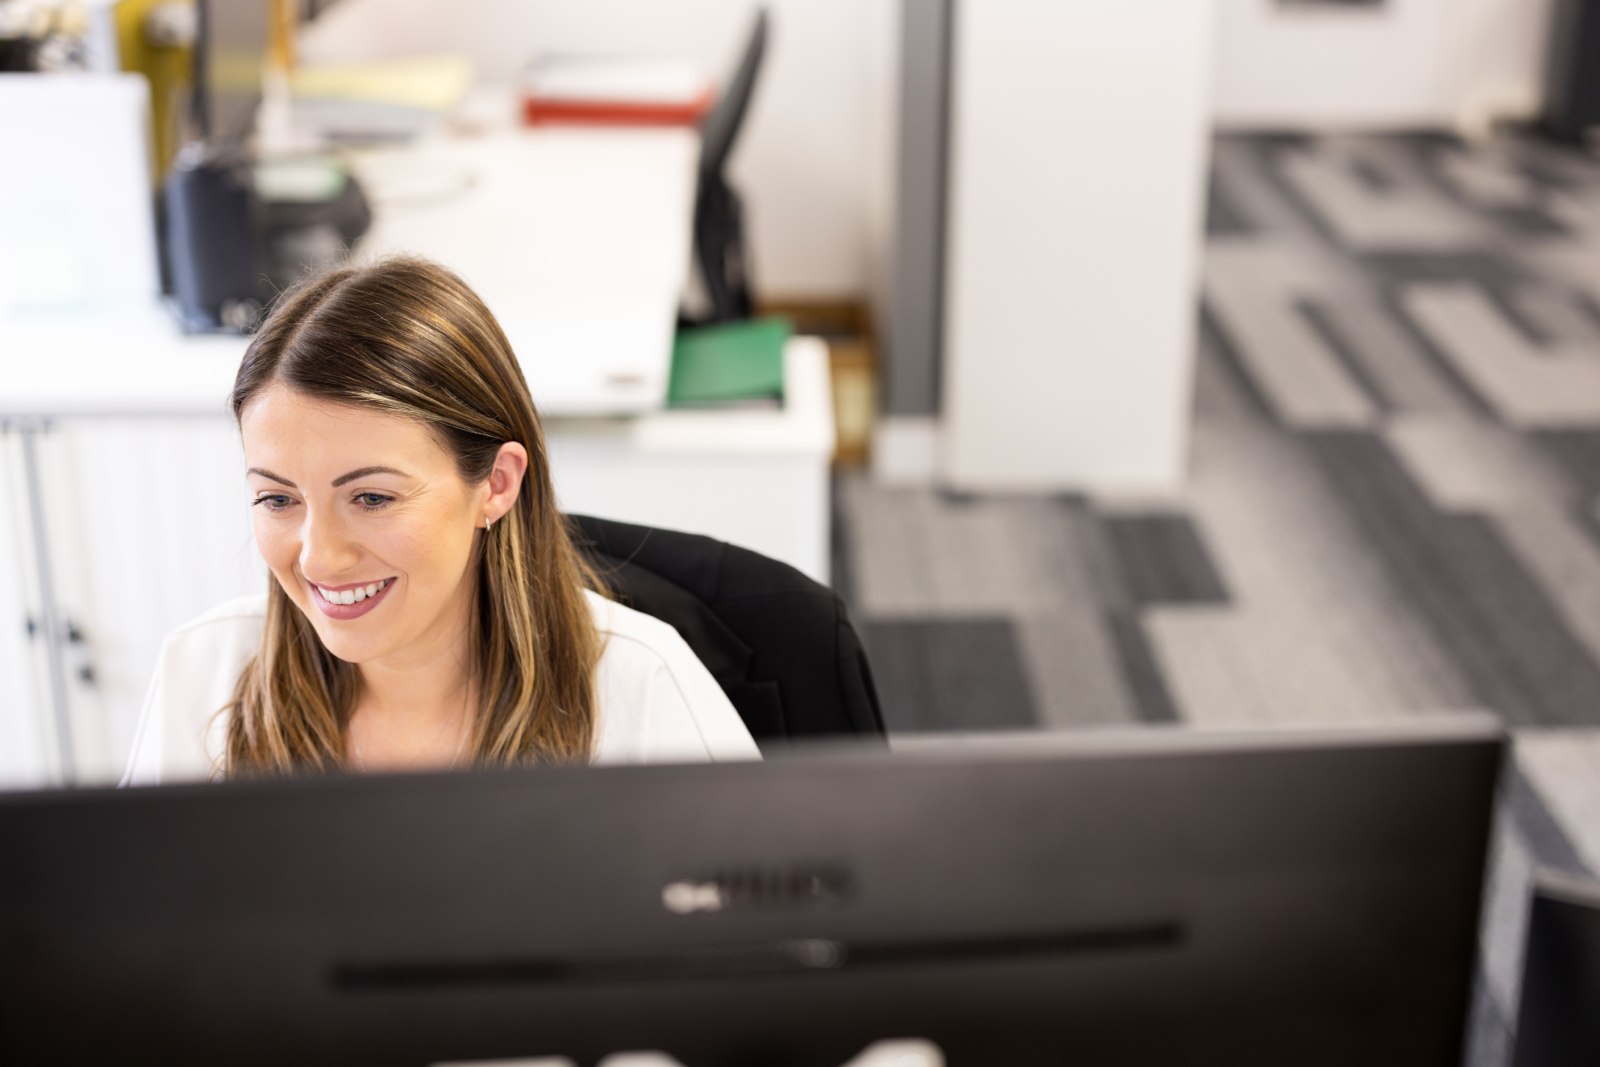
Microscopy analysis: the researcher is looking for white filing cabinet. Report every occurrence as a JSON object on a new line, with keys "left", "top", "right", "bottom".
{"left": 0, "top": 419, "right": 263, "bottom": 788}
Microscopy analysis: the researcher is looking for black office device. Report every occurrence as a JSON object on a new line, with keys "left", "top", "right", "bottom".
{"left": 1512, "top": 871, "right": 1600, "bottom": 1066}
{"left": 0, "top": 721, "right": 1502, "bottom": 1066}
{"left": 690, "top": 8, "right": 767, "bottom": 323}
{"left": 164, "top": 141, "right": 264, "bottom": 332}
{"left": 1543, "top": 0, "right": 1600, "bottom": 146}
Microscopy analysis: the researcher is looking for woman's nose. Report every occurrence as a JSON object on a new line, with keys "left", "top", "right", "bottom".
{"left": 299, "top": 506, "right": 360, "bottom": 579}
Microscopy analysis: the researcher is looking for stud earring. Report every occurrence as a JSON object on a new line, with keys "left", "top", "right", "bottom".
{"left": 485, "top": 515, "right": 494, "bottom": 532}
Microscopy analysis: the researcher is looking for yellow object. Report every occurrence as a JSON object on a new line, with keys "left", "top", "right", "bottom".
{"left": 114, "top": 0, "right": 193, "bottom": 181}
{"left": 267, "top": 0, "right": 294, "bottom": 74}
{"left": 290, "top": 54, "right": 475, "bottom": 113}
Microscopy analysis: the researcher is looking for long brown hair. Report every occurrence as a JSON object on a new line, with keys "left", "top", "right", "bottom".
{"left": 225, "top": 257, "right": 602, "bottom": 774}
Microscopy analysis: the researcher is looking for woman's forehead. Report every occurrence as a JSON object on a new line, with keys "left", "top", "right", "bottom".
{"left": 240, "top": 384, "right": 449, "bottom": 474}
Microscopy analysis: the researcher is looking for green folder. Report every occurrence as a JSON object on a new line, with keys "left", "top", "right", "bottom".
{"left": 667, "top": 318, "right": 790, "bottom": 408}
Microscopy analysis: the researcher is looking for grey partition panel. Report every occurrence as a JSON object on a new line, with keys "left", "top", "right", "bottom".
{"left": 885, "top": 0, "right": 954, "bottom": 418}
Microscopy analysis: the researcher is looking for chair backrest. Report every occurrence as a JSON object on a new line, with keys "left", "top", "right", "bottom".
{"left": 700, "top": 8, "right": 769, "bottom": 181}
{"left": 568, "top": 513, "right": 885, "bottom": 748}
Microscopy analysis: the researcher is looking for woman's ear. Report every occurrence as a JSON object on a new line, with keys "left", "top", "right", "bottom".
{"left": 483, "top": 442, "right": 529, "bottom": 527}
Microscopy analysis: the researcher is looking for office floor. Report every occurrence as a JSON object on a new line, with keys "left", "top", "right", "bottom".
{"left": 833, "top": 131, "right": 1600, "bottom": 1065}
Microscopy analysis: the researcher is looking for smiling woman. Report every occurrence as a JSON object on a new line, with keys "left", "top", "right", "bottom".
{"left": 122, "top": 257, "right": 759, "bottom": 782}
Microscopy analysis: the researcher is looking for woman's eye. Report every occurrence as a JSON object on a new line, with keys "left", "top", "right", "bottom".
{"left": 252, "top": 494, "right": 295, "bottom": 511}
{"left": 355, "top": 493, "right": 394, "bottom": 511}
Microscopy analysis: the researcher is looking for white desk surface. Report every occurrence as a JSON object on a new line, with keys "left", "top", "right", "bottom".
{"left": 0, "top": 308, "right": 248, "bottom": 418}
{"left": 348, "top": 89, "right": 698, "bottom": 415}
{"left": 0, "top": 313, "right": 831, "bottom": 457}
{"left": 0, "top": 86, "right": 697, "bottom": 420}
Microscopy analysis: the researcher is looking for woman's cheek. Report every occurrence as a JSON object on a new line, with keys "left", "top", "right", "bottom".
{"left": 384, "top": 516, "right": 464, "bottom": 582}
{"left": 252, "top": 515, "right": 297, "bottom": 574}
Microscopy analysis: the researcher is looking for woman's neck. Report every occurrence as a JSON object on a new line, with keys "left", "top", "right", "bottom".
{"left": 348, "top": 596, "right": 477, "bottom": 771}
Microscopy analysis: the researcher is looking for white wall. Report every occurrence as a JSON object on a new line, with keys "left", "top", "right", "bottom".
{"left": 301, "top": 0, "right": 899, "bottom": 302}
{"left": 1213, "top": 0, "right": 1557, "bottom": 132}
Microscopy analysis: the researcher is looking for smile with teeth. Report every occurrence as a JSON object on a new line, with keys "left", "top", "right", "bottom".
{"left": 313, "top": 578, "right": 394, "bottom": 606}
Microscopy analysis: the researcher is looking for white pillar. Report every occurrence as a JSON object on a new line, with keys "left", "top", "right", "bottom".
{"left": 940, "top": 0, "right": 1214, "bottom": 492}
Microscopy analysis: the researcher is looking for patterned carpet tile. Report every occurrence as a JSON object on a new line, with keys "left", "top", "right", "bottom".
{"left": 1307, "top": 431, "right": 1600, "bottom": 726}
{"left": 862, "top": 618, "right": 1036, "bottom": 732}
{"left": 1102, "top": 514, "right": 1230, "bottom": 606}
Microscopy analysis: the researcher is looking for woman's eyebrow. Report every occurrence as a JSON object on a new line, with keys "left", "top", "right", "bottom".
{"left": 247, "top": 468, "right": 297, "bottom": 488}
{"left": 332, "top": 466, "right": 409, "bottom": 487}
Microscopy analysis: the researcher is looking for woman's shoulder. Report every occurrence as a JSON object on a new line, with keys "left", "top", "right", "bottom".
{"left": 584, "top": 587, "right": 685, "bottom": 647}
{"left": 583, "top": 589, "right": 760, "bottom": 764}
{"left": 122, "top": 594, "right": 267, "bottom": 786}
{"left": 152, "top": 593, "right": 267, "bottom": 691}
{"left": 166, "top": 593, "right": 269, "bottom": 642}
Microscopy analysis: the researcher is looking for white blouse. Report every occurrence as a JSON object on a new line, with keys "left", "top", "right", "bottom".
{"left": 122, "top": 589, "right": 760, "bottom": 785}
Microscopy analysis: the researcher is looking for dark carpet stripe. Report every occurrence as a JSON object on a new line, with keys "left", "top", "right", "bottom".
{"left": 1198, "top": 300, "right": 1277, "bottom": 421}
{"left": 862, "top": 619, "right": 1037, "bottom": 733}
{"left": 1487, "top": 205, "right": 1571, "bottom": 239}
{"left": 1576, "top": 289, "right": 1600, "bottom": 338}
{"left": 1485, "top": 285, "right": 1556, "bottom": 347}
{"left": 1251, "top": 139, "right": 1352, "bottom": 249}
{"left": 1103, "top": 514, "right": 1231, "bottom": 606}
{"left": 1306, "top": 431, "right": 1600, "bottom": 726}
{"left": 1104, "top": 613, "right": 1182, "bottom": 724}
{"left": 1531, "top": 431, "right": 1600, "bottom": 498}
{"left": 1358, "top": 251, "right": 1530, "bottom": 288}
{"left": 1374, "top": 287, "right": 1505, "bottom": 421}
{"left": 1508, "top": 765, "right": 1593, "bottom": 877}
{"left": 1205, "top": 169, "right": 1254, "bottom": 236}
{"left": 1296, "top": 298, "right": 1395, "bottom": 411}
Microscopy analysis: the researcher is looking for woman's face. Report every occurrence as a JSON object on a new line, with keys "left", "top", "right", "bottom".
{"left": 240, "top": 384, "right": 519, "bottom": 668}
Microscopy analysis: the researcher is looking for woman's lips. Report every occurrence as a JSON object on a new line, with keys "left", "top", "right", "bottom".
{"left": 309, "top": 577, "right": 396, "bottom": 620}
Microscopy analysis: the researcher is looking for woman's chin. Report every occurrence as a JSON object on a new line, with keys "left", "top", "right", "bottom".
{"left": 311, "top": 625, "right": 391, "bottom": 665}
{"left": 288, "top": 593, "right": 395, "bottom": 664}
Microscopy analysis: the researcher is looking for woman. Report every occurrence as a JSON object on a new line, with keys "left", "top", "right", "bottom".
{"left": 124, "top": 258, "right": 758, "bottom": 783}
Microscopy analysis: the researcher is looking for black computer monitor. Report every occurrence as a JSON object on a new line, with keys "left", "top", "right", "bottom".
{"left": 0, "top": 721, "right": 1502, "bottom": 1067}
{"left": 1512, "top": 870, "right": 1600, "bottom": 1066}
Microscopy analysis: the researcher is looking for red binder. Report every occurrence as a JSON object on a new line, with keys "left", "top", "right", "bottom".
{"left": 521, "top": 58, "right": 714, "bottom": 128}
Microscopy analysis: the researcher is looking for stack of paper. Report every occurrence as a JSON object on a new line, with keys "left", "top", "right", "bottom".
{"left": 289, "top": 54, "right": 475, "bottom": 142}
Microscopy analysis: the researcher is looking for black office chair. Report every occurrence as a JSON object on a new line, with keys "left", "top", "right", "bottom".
{"left": 688, "top": 8, "right": 768, "bottom": 324}
{"left": 568, "top": 513, "right": 886, "bottom": 748}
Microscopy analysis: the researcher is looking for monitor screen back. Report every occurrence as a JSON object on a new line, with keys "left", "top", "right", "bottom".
{"left": 0, "top": 724, "right": 1502, "bottom": 1067}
